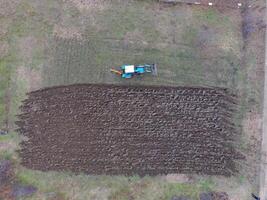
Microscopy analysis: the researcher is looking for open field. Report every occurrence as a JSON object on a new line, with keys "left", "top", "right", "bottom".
{"left": 43, "top": 1, "right": 242, "bottom": 89}
{"left": 18, "top": 84, "right": 241, "bottom": 176}
{"left": 0, "top": 0, "right": 265, "bottom": 199}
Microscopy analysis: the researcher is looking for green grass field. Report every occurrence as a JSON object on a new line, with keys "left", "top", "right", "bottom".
{"left": 0, "top": 0, "right": 263, "bottom": 199}
{"left": 43, "top": 1, "right": 242, "bottom": 89}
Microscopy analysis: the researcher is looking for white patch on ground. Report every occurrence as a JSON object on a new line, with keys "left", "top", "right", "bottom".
{"left": 67, "top": 0, "right": 111, "bottom": 12}
{"left": 0, "top": 41, "right": 9, "bottom": 59}
{"left": 89, "top": 187, "right": 110, "bottom": 200}
{"left": 53, "top": 25, "right": 83, "bottom": 40}
{"left": 17, "top": 66, "right": 42, "bottom": 92}
{"left": 165, "top": 174, "right": 190, "bottom": 183}
{"left": 161, "top": 70, "right": 177, "bottom": 78}
{"left": 155, "top": 42, "right": 169, "bottom": 49}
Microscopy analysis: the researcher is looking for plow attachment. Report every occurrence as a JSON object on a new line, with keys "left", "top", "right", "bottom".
{"left": 110, "top": 69, "right": 122, "bottom": 75}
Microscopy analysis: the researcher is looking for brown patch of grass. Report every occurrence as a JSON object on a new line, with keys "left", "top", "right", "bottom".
{"left": 123, "top": 30, "right": 148, "bottom": 46}
{"left": 0, "top": 0, "right": 21, "bottom": 17}
{"left": 68, "top": 0, "right": 111, "bottom": 12}
{"left": 0, "top": 41, "right": 9, "bottom": 59}
{"left": 0, "top": 185, "right": 14, "bottom": 200}
{"left": 0, "top": 142, "right": 14, "bottom": 151}
{"left": 243, "top": 109, "right": 262, "bottom": 138}
{"left": 18, "top": 36, "right": 37, "bottom": 61}
{"left": 53, "top": 25, "right": 83, "bottom": 40}
{"left": 109, "top": 186, "right": 133, "bottom": 200}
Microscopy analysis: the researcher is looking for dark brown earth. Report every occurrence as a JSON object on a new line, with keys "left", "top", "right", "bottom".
{"left": 17, "top": 84, "right": 242, "bottom": 176}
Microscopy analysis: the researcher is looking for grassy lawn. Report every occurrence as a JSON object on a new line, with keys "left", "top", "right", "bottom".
{"left": 14, "top": 168, "right": 216, "bottom": 200}
{"left": 43, "top": 1, "right": 242, "bottom": 89}
{"left": 0, "top": 0, "right": 261, "bottom": 199}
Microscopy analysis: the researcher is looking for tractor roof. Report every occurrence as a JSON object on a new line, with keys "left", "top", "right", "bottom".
{"left": 124, "top": 65, "right": 135, "bottom": 73}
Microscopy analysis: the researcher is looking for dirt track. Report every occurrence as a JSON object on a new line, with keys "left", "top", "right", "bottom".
{"left": 17, "top": 84, "right": 242, "bottom": 176}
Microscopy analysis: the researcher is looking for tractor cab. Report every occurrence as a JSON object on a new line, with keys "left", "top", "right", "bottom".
{"left": 121, "top": 65, "right": 136, "bottom": 78}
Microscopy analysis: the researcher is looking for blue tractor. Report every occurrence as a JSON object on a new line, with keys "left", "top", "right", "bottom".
{"left": 110, "top": 64, "right": 157, "bottom": 79}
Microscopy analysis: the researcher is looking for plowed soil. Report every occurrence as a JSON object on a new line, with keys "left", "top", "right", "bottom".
{"left": 17, "top": 84, "right": 242, "bottom": 176}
